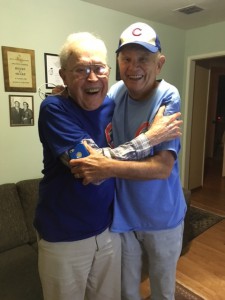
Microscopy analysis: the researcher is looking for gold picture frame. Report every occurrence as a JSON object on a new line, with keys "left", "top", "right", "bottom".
{"left": 2, "top": 46, "right": 36, "bottom": 92}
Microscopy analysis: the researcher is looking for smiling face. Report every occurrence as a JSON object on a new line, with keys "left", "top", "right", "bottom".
{"left": 117, "top": 44, "right": 165, "bottom": 100}
{"left": 60, "top": 52, "right": 109, "bottom": 111}
{"left": 59, "top": 33, "right": 109, "bottom": 111}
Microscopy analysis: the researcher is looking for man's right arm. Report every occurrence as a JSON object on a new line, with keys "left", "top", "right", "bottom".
{"left": 63, "top": 106, "right": 181, "bottom": 166}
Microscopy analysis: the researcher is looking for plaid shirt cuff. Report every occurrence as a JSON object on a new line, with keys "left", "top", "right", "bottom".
{"left": 84, "top": 134, "right": 152, "bottom": 161}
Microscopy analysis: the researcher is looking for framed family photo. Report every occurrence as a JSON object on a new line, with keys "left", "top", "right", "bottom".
{"left": 9, "top": 95, "right": 34, "bottom": 127}
{"left": 44, "top": 53, "right": 64, "bottom": 88}
{"left": 2, "top": 46, "right": 36, "bottom": 92}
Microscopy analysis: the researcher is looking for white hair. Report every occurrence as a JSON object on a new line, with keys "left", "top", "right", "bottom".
{"left": 59, "top": 32, "right": 107, "bottom": 68}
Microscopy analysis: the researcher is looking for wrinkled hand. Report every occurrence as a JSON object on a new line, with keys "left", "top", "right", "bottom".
{"left": 69, "top": 142, "right": 110, "bottom": 185}
{"left": 145, "top": 106, "right": 182, "bottom": 146}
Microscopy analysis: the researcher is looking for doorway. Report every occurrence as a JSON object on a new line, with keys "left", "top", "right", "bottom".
{"left": 182, "top": 53, "right": 225, "bottom": 190}
{"left": 214, "top": 75, "right": 225, "bottom": 158}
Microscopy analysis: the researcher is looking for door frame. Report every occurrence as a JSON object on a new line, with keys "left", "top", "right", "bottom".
{"left": 182, "top": 51, "right": 225, "bottom": 189}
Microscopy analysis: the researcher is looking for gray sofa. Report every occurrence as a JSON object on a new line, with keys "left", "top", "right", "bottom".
{"left": 0, "top": 178, "right": 43, "bottom": 300}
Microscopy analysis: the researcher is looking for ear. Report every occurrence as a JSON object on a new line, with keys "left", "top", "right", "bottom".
{"left": 59, "top": 68, "right": 67, "bottom": 85}
{"left": 157, "top": 55, "right": 165, "bottom": 73}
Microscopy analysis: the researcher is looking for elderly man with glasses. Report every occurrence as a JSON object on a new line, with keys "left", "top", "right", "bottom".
{"left": 35, "top": 32, "right": 181, "bottom": 300}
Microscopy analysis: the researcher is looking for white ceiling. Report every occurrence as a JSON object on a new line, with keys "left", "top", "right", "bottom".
{"left": 81, "top": 0, "right": 225, "bottom": 30}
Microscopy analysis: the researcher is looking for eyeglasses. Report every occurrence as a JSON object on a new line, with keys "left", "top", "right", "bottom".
{"left": 68, "top": 64, "right": 111, "bottom": 79}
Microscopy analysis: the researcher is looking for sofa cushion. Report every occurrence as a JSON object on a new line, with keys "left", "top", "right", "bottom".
{"left": 0, "top": 184, "right": 29, "bottom": 252}
{"left": 17, "top": 178, "right": 41, "bottom": 243}
{"left": 0, "top": 244, "right": 43, "bottom": 300}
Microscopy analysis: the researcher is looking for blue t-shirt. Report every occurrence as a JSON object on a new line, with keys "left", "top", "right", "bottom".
{"left": 108, "top": 79, "right": 187, "bottom": 232}
{"left": 34, "top": 95, "right": 115, "bottom": 242}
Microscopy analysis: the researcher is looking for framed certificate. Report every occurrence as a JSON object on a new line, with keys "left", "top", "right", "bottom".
{"left": 2, "top": 46, "right": 36, "bottom": 92}
{"left": 44, "top": 53, "right": 64, "bottom": 88}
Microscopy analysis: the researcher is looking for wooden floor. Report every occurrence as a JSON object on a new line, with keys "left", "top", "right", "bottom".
{"left": 190, "top": 155, "right": 225, "bottom": 216}
{"left": 176, "top": 155, "right": 225, "bottom": 299}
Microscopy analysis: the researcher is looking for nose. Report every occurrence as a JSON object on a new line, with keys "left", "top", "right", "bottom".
{"left": 129, "top": 60, "right": 140, "bottom": 68}
{"left": 87, "top": 69, "right": 98, "bottom": 81}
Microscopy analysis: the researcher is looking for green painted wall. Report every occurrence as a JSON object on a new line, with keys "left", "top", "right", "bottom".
{"left": 1, "top": 0, "right": 224, "bottom": 184}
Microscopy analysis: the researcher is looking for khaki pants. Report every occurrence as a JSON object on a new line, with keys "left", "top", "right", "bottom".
{"left": 38, "top": 229, "right": 121, "bottom": 300}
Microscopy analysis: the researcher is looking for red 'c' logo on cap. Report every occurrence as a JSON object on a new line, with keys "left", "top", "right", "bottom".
{"left": 132, "top": 28, "right": 142, "bottom": 36}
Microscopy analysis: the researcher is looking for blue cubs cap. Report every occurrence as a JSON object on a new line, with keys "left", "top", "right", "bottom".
{"left": 116, "top": 22, "right": 161, "bottom": 53}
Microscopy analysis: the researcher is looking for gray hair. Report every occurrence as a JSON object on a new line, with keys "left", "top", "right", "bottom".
{"left": 59, "top": 32, "right": 108, "bottom": 69}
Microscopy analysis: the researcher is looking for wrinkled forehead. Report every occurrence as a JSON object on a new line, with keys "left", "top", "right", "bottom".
{"left": 67, "top": 44, "right": 107, "bottom": 66}
{"left": 67, "top": 53, "right": 107, "bottom": 68}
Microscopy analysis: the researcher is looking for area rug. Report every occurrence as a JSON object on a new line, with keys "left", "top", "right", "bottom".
{"left": 175, "top": 282, "right": 204, "bottom": 300}
{"left": 142, "top": 281, "right": 204, "bottom": 300}
{"left": 189, "top": 206, "right": 224, "bottom": 240}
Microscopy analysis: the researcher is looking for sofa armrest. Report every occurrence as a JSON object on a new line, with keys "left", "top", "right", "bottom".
{"left": 0, "top": 184, "right": 29, "bottom": 252}
{"left": 16, "top": 179, "right": 42, "bottom": 244}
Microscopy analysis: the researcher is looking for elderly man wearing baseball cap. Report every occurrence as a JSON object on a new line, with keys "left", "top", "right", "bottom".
{"left": 106, "top": 22, "right": 186, "bottom": 300}
{"left": 68, "top": 22, "right": 186, "bottom": 300}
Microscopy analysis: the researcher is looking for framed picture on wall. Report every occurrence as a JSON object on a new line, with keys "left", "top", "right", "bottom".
{"left": 44, "top": 53, "right": 64, "bottom": 89}
{"left": 9, "top": 95, "right": 34, "bottom": 127}
{"left": 2, "top": 46, "right": 36, "bottom": 92}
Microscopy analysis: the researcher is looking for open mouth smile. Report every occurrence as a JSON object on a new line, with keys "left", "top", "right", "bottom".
{"left": 128, "top": 75, "right": 144, "bottom": 80}
{"left": 85, "top": 87, "right": 101, "bottom": 94}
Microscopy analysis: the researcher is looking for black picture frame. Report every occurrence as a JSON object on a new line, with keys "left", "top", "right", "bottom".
{"left": 44, "top": 53, "right": 64, "bottom": 89}
{"left": 9, "top": 95, "right": 34, "bottom": 126}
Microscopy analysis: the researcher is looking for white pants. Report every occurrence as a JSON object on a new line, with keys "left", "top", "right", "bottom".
{"left": 38, "top": 229, "right": 121, "bottom": 300}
